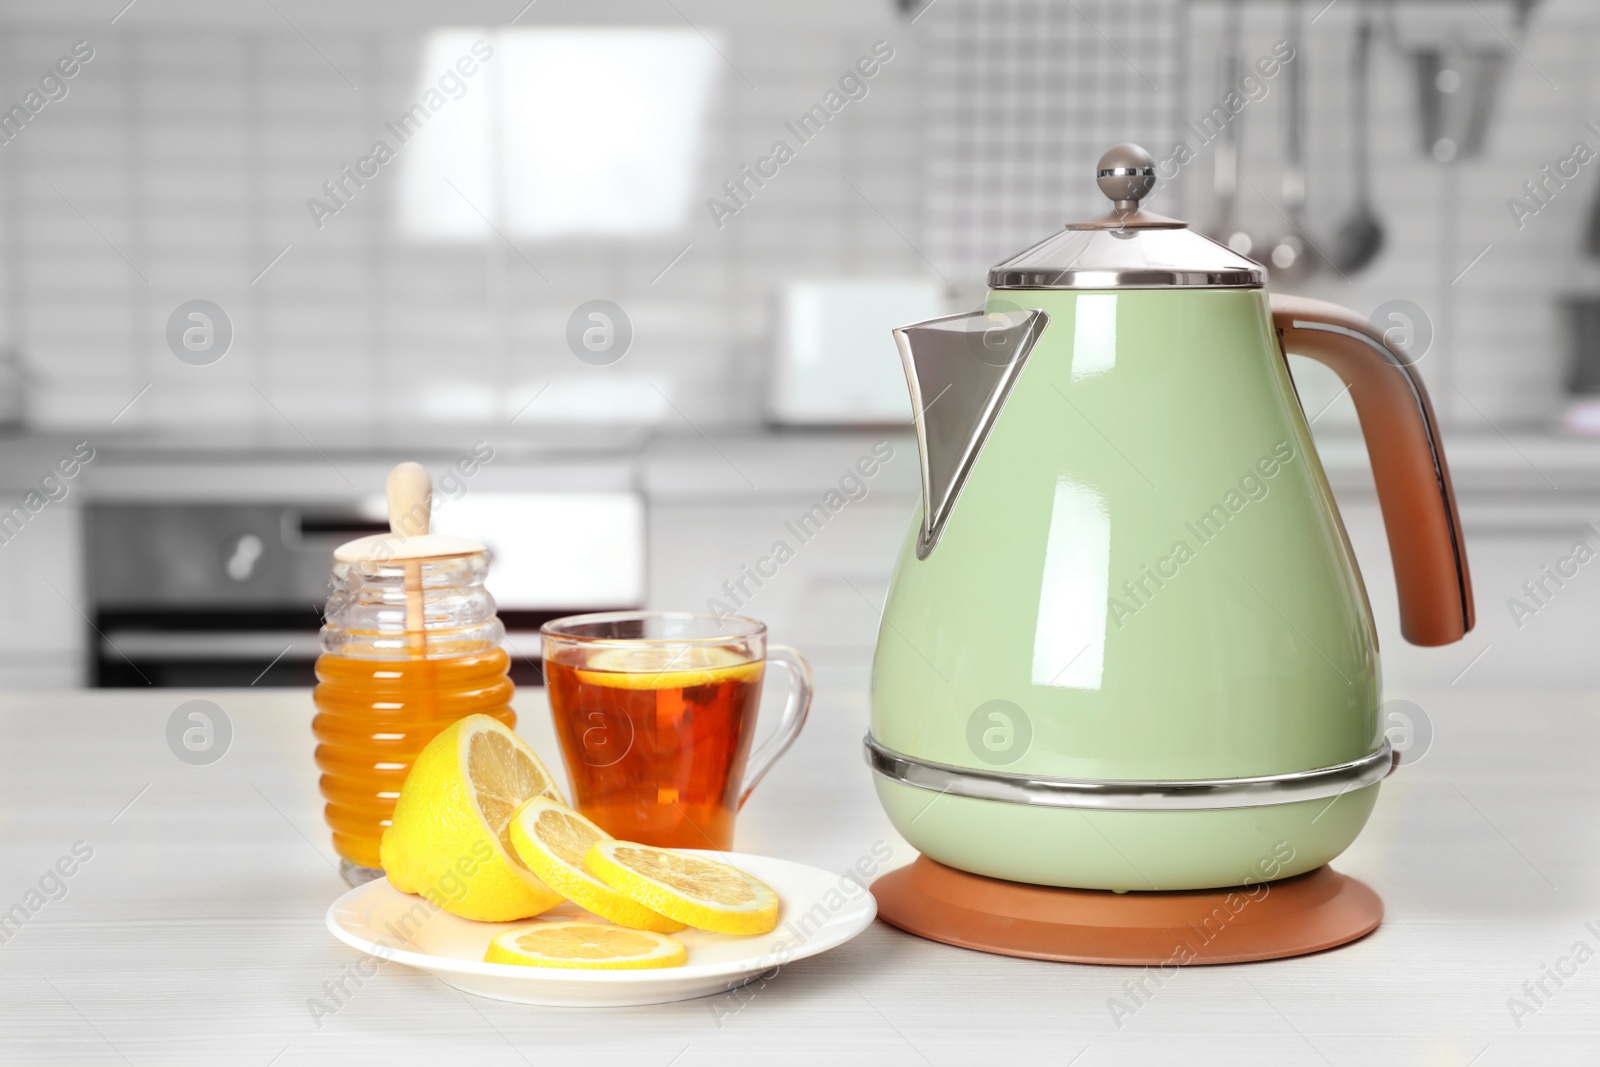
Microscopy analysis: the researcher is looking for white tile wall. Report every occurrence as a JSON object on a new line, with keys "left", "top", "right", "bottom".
{"left": 2, "top": 2, "right": 1595, "bottom": 433}
{"left": 922, "top": 0, "right": 1184, "bottom": 289}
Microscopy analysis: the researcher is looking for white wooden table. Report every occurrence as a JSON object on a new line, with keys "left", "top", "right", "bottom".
{"left": 1, "top": 684, "right": 1596, "bottom": 1065}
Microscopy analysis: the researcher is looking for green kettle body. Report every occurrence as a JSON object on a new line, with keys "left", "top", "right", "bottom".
{"left": 870, "top": 288, "right": 1388, "bottom": 890}
{"left": 867, "top": 146, "right": 1472, "bottom": 892}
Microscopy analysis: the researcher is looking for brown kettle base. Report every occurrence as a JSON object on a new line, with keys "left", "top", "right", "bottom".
{"left": 872, "top": 856, "right": 1383, "bottom": 966}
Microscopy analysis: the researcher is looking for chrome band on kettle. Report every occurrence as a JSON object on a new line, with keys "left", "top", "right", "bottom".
{"left": 863, "top": 734, "right": 1398, "bottom": 812}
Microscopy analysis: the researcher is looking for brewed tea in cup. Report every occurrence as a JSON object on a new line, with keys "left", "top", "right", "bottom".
{"left": 542, "top": 612, "right": 812, "bottom": 850}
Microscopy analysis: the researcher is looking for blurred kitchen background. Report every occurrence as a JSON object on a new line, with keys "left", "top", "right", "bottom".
{"left": 1, "top": 0, "right": 1597, "bottom": 696}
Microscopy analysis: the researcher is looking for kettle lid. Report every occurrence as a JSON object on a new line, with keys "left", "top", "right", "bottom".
{"left": 988, "top": 144, "right": 1266, "bottom": 290}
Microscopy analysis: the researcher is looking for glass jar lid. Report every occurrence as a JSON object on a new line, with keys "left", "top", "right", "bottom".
{"left": 323, "top": 461, "right": 497, "bottom": 659}
{"left": 321, "top": 552, "right": 504, "bottom": 659}
{"left": 987, "top": 143, "right": 1266, "bottom": 290}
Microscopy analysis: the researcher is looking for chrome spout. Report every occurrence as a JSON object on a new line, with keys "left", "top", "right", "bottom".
{"left": 893, "top": 308, "right": 1048, "bottom": 558}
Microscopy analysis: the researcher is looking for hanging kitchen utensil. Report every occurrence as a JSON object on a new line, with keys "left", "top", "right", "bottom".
{"left": 1262, "top": 0, "right": 1319, "bottom": 284}
{"left": 1204, "top": 0, "right": 1261, "bottom": 258}
{"left": 1585, "top": 188, "right": 1600, "bottom": 260}
{"left": 1329, "top": 3, "right": 1385, "bottom": 274}
{"left": 0, "top": 348, "right": 29, "bottom": 431}
{"left": 1410, "top": 40, "right": 1505, "bottom": 163}
{"left": 1561, "top": 295, "right": 1600, "bottom": 434}
{"left": 867, "top": 144, "right": 1474, "bottom": 964}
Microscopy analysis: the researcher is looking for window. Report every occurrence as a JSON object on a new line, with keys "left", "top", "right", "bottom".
{"left": 398, "top": 28, "right": 721, "bottom": 240}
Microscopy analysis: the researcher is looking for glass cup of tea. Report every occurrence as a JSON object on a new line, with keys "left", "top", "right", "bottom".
{"left": 540, "top": 611, "right": 812, "bottom": 851}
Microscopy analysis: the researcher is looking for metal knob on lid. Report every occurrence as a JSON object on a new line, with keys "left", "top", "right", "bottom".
{"left": 1071, "top": 143, "right": 1184, "bottom": 231}
{"left": 1095, "top": 143, "right": 1157, "bottom": 214}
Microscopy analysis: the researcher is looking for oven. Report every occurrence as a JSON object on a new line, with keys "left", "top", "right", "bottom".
{"left": 86, "top": 492, "right": 646, "bottom": 687}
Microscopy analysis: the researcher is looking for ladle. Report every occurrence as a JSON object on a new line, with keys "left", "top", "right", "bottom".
{"left": 1329, "top": 4, "right": 1385, "bottom": 274}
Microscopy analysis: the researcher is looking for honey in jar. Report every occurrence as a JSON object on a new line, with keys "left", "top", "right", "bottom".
{"left": 312, "top": 463, "right": 514, "bottom": 885}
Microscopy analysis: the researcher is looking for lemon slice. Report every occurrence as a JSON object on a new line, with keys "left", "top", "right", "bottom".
{"left": 508, "top": 798, "right": 685, "bottom": 933}
{"left": 380, "top": 714, "right": 568, "bottom": 922}
{"left": 575, "top": 645, "right": 763, "bottom": 690}
{"left": 484, "top": 921, "right": 687, "bottom": 970}
{"left": 585, "top": 841, "right": 780, "bottom": 935}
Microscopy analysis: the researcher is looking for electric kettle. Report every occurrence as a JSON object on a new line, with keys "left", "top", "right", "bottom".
{"left": 866, "top": 144, "right": 1473, "bottom": 898}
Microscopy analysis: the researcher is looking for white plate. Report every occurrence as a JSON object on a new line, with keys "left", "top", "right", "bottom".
{"left": 325, "top": 851, "right": 877, "bottom": 1007}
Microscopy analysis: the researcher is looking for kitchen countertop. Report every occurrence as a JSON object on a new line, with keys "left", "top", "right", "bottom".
{"left": 0, "top": 426, "right": 923, "bottom": 500}
{"left": 2, "top": 685, "right": 1597, "bottom": 1064}
{"left": 6, "top": 423, "right": 1600, "bottom": 500}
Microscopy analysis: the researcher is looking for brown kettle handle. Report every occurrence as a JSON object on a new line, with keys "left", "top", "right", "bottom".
{"left": 1271, "top": 294, "right": 1474, "bottom": 646}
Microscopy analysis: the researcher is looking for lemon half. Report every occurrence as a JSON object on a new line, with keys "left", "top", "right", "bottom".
{"left": 380, "top": 714, "right": 567, "bottom": 922}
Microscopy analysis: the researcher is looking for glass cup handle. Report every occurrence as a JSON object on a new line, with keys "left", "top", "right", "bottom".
{"left": 738, "top": 645, "right": 813, "bottom": 809}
